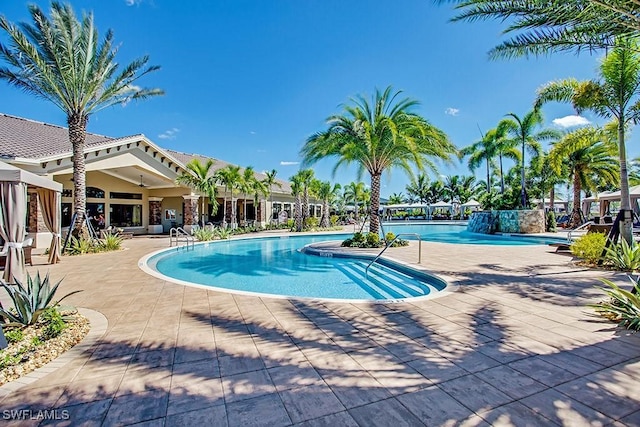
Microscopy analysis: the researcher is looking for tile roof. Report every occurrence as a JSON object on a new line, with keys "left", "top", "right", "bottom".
{"left": 165, "top": 149, "right": 292, "bottom": 193}
{"left": 0, "top": 113, "right": 118, "bottom": 159}
{"left": 0, "top": 113, "right": 292, "bottom": 194}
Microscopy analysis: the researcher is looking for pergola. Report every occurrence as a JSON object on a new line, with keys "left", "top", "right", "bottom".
{"left": 0, "top": 160, "right": 62, "bottom": 283}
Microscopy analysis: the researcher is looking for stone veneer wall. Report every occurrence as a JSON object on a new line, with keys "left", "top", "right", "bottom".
{"left": 468, "top": 210, "right": 545, "bottom": 234}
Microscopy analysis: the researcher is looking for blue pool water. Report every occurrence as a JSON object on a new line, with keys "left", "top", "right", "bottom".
{"left": 143, "top": 224, "right": 559, "bottom": 301}
{"left": 383, "top": 223, "right": 564, "bottom": 245}
{"left": 145, "top": 234, "right": 447, "bottom": 301}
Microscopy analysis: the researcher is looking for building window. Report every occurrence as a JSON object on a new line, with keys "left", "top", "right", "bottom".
{"left": 61, "top": 203, "right": 72, "bottom": 227}
{"left": 110, "top": 192, "right": 143, "bottom": 200}
{"left": 62, "top": 189, "right": 72, "bottom": 198}
{"left": 110, "top": 204, "right": 142, "bottom": 227}
{"left": 87, "top": 187, "right": 105, "bottom": 198}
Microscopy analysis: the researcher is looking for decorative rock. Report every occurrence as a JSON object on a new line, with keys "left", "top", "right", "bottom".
{"left": 468, "top": 210, "right": 545, "bottom": 234}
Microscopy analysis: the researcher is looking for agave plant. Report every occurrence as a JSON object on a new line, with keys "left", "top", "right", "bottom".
{"left": 193, "top": 227, "right": 216, "bottom": 241}
{"left": 591, "top": 276, "right": 640, "bottom": 331}
{"left": 604, "top": 239, "right": 640, "bottom": 271}
{"left": 0, "top": 272, "right": 82, "bottom": 326}
{"left": 67, "top": 236, "right": 96, "bottom": 255}
{"left": 98, "top": 232, "right": 123, "bottom": 251}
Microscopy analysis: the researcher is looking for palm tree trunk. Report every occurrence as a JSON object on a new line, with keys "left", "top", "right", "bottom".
{"left": 550, "top": 186, "right": 555, "bottom": 215}
{"left": 618, "top": 117, "right": 633, "bottom": 244}
{"left": 370, "top": 173, "right": 381, "bottom": 235}
{"left": 571, "top": 173, "right": 582, "bottom": 228}
{"left": 303, "top": 189, "right": 309, "bottom": 227}
{"left": 295, "top": 195, "right": 303, "bottom": 232}
{"left": 68, "top": 114, "right": 88, "bottom": 235}
{"left": 499, "top": 153, "right": 505, "bottom": 193}
{"left": 521, "top": 138, "right": 527, "bottom": 208}
{"left": 321, "top": 200, "right": 329, "bottom": 228}
{"left": 269, "top": 186, "right": 273, "bottom": 224}
{"left": 485, "top": 157, "right": 491, "bottom": 193}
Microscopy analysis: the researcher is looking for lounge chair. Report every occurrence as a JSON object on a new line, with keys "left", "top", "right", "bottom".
{"left": 549, "top": 222, "right": 613, "bottom": 253}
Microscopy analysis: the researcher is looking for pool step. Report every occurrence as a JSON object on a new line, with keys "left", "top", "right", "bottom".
{"left": 337, "top": 261, "right": 436, "bottom": 299}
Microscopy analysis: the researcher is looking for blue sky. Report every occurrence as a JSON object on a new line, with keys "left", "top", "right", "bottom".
{"left": 0, "top": 0, "right": 615, "bottom": 197}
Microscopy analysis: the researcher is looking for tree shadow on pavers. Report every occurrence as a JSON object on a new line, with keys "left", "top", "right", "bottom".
{"left": 9, "top": 299, "right": 639, "bottom": 426}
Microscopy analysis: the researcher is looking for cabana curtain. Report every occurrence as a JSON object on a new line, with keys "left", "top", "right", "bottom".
{"left": 37, "top": 188, "right": 61, "bottom": 264}
{"left": 0, "top": 181, "right": 28, "bottom": 283}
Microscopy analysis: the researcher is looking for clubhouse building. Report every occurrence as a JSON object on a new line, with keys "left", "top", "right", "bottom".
{"left": 0, "top": 113, "right": 305, "bottom": 249}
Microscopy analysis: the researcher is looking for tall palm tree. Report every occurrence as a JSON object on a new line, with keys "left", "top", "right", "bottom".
{"left": 548, "top": 127, "right": 619, "bottom": 227}
{"left": 493, "top": 120, "right": 521, "bottom": 193}
{"left": 240, "top": 166, "right": 256, "bottom": 225}
{"left": 388, "top": 192, "right": 406, "bottom": 205}
{"left": 459, "top": 129, "right": 498, "bottom": 193}
{"left": 263, "top": 169, "right": 282, "bottom": 224}
{"left": 296, "top": 169, "right": 315, "bottom": 226}
{"left": 343, "top": 182, "right": 367, "bottom": 222}
{"left": 536, "top": 38, "right": 640, "bottom": 242}
{"left": 290, "top": 175, "right": 304, "bottom": 232}
{"left": 301, "top": 86, "right": 456, "bottom": 235}
{"left": 0, "top": 3, "right": 162, "bottom": 231}
{"left": 500, "top": 109, "right": 559, "bottom": 208}
{"left": 317, "top": 181, "right": 342, "bottom": 228}
{"left": 175, "top": 159, "right": 218, "bottom": 225}
{"left": 405, "top": 174, "right": 430, "bottom": 203}
{"left": 216, "top": 165, "right": 242, "bottom": 228}
{"left": 439, "top": 0, "right": 638, "bottom": 58}
{"left": 251, "top": 178, "right": 268, "bottom": 225}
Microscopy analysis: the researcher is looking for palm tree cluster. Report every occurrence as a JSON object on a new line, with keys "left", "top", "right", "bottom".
{"left": 177, "top": 160, "right": 280, "bottom": 228}
{"left": 289, "top": 169, "right": 342, "bottom": 231}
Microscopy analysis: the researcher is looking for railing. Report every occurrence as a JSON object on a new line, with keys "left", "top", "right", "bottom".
{"left": 365, "top": 233, "right": 422, "bottom": 279}
{"left": 169, "top": 227, "right": 195, "bottom": 250}
{"left": 567, "top": 221, "right": 594, "bottom": 242}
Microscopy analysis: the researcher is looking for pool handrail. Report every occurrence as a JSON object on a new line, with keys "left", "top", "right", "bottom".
{"left": 365, "top": 233, "right": 422, "bottom": 279}
{"left": 567, "top": 221, "right": 594, "bottom": 242}
{"left": 169, "top": 227, "right": 195, "bottom": 250}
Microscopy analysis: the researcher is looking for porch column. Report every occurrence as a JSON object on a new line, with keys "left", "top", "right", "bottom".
{"left": 182, "top": 195, "right": 199, "bottom": 234}
{"left": 148, "top": 197, "right": 164, "bottom": 234}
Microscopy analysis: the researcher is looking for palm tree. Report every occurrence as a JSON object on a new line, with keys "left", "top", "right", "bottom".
{"left": 263, "top": 169, "right": 282, "bottom": 224}
{"left": 405, "top": 174, "right": 430, "bottom": 203}
{"left": 388, "top": 192, "right": 406, "bottom": 205}
{"left": 536, "top": 38, "right": 640, "bottom": 242}
{"left": 296, "top": 169, "right": 315, "bottom": 226}
{"left": 240, "top": 166, "right": 256, "bottom": 225}
{"left": 459, "top": 129, "right": 499, "bottom": 193}
{"left": 301, "top": 86, "right": 456, "bottom": 235}
{"left": 317, "top": 181, "right": 342, "bottom": 228}
{"left": 290, "top": 175, "right": 304, "bottom": 232}
{"left": 499, "top": 109, "right": 559, "bottom": 208}
{"left": 439, "top": 0, "right": 638, "bottom": 58}
{"left": 343, "top": 182, "right": 366, "bottom": 222}
{"left": 175, "top": 159, "right": 218, "bottom": 225}
{"left": 0, "top": 3, "right": 162, "bottom": 231}
{"left": 548, "top": 127, "right": 619, "bottom": 227}
{"left": 251, "top": 178, "right": 268, "bottom": 225}
{"left": 494, "top": 120, "right": 521, "bottom": 193}
{"left": 216, "top": 165, "right": 242, "bottom": 228}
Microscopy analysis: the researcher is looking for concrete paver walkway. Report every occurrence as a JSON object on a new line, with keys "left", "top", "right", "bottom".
{"left": 1, "top": 233, "right": 639, "bottom": 426}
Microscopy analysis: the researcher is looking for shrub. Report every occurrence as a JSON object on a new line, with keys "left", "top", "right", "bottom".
{"left": 341, "top": 238, "right": 353, "bottom": 247}
{"left": 352, "top": 232, "right": 365, "bottom": 244}
{"left": 590, "top": 276, "right": 640, "bottom": 330}
{"left": 305, "top": 217, "right": 319, "bottom": 229}
{"left": 214, "top": 227, "right": 232, "bottom": 240}
{"left": 0, "top": 272, "right": 82, "bottom": 326}
{"left": 4, "top": 328, "right": 23, "bottom": 344}
{"left": 546, "top": 211, "right": 557, "bottom": 232}
{"left": 330, "top": 215, "right": 339, "bottom": 226}
{"left": 194, "top": 227, "right": 216, "bottom": 241}
{"left": 366, "top": 232, "right": 381, "bottom": 247}
{"left": 604, "top": 239, "right": 640, "bottom": 271}
{"left": 570, "top": 233, "right": 607, "bottom": 264}
{"left": 97, "top": 232, "right": 123, "bottom": 251}
{"left": 385, "top": 232, "right": 396, "bottom": 244}
{"left": 39, "top": 307, "right": 66, "bottom": 340}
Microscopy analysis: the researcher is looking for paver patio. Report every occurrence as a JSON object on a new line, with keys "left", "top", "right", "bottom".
{"left": 1, "top": 232, "right": 639, "bottom": 426}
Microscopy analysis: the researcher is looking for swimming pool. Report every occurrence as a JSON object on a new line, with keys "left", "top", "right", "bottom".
{"left": 141, "top": 234, "right": 449, "bottom": 302}
{"left": 140, "top": 224, "right": 560, "bottom": 302}
{"left": 382, "top": 222, "right": 564, "bottom": 245}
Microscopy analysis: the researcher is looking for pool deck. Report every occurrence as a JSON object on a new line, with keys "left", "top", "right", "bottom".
{"left": 2, "top": 230, "right": 640, "bottom": 426}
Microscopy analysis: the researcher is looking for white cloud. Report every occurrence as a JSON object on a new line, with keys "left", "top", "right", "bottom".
{"left": 445, "top": 107, "right": 459, "bottom": 116}
{"left": 125, "top": 0, "right": 142, "bottom": 6}
{"left": 158, "top": 128, "right": 180, "bottom": 140}
{"left": 250, "top": 131, "right": 257, "bottom": 135}
{"left": 280, "top": 161, "right": 299, "bottom": 166}
{"left": 552, "top": 115, "right": 590, "bottom": 128}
